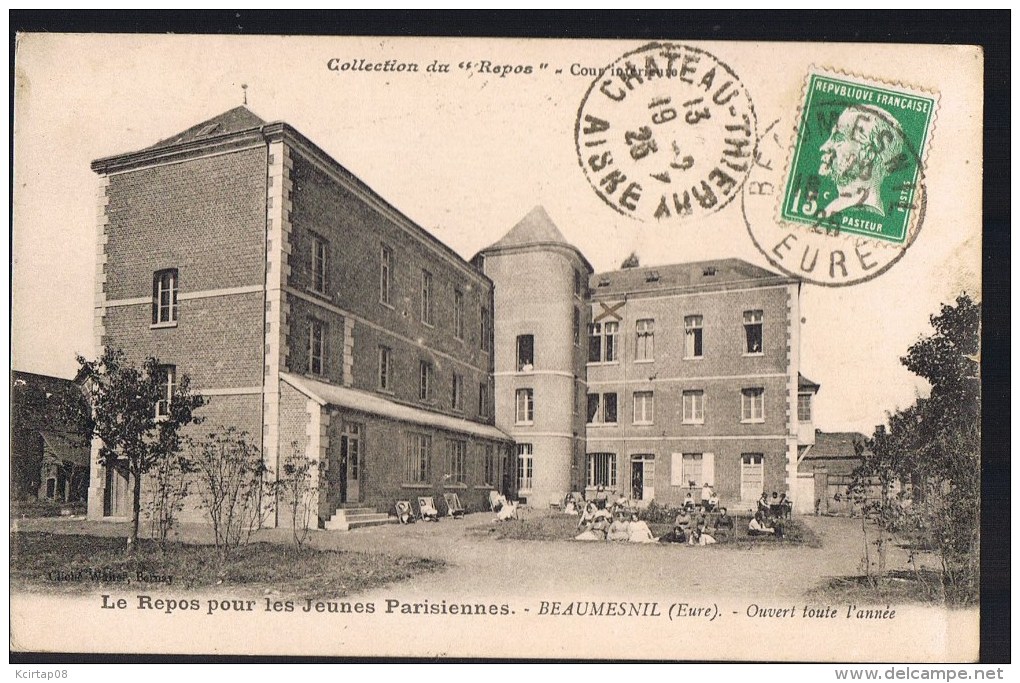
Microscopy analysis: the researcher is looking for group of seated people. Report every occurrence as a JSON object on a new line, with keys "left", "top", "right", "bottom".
{"left": 659, "top": 506, "right": 735, "bottom": 545}
{"left": 575, "top": 505, "right": 656, "bottom": 543}
{"left": 758, "top": 491, "right": 793, "bottom": 520}
{"left": 680, "top": 484, "right": 721, "bottom": 513}
{"left": 748, "top": 510, "right": 784, "bottom": 538}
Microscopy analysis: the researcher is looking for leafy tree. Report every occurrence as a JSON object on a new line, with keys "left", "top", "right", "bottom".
{"left": 71, "top": 348, "right": 205, "bottom": 551}
{"left": 850, "top": 294, "right": 980, "bottom": 603}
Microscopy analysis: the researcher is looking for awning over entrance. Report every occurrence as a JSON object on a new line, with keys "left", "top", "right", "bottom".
{"left": 281, "top": 373, "right": 513, "bottom": 443}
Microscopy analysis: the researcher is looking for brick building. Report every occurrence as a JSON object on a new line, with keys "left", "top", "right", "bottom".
{"left": 87, "top": 107, "right": 512, "bottom": 528}
{"left": 86, "top": 106, "right": 820, "bottom": 528}
{"left": 479, "top": 216, "right": 820, "bottom": 512}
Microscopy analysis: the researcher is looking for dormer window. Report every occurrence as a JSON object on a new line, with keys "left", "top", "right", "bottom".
{"left": 645, "top": 270, "right": 660, "bottom": 283}
{"left": 597, "top": 277, "right": 611, "bottom": 288}
{"left": 195, "top": 123, "right": 220, "bottom": 137}
{"left": 702, "top": 266, "right": 717, "bottom": 277}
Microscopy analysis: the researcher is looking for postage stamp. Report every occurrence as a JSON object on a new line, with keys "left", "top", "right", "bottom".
{"left": 575, "top": 42, "right": 757, "bottom": 222}
{"left": 780, "top": 72, "right": 936, "bottom": 244}
{"left": 742, "top": 70, "right": 938, "bottom": 287}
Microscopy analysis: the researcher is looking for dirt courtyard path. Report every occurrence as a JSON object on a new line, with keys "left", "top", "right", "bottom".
{"left": 14, "top": 510, "right": 871, "bottom": 600}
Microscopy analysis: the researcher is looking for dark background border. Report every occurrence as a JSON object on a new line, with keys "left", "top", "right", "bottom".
{"left": 9, "top": 9, "right": 1010, "bottom": 665}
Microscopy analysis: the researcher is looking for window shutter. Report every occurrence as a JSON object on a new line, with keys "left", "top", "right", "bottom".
{"left": 670, "top": 453, "right": 684, "bottom": 486}
{"left": 702, "top": 453, "right": 715, "bottom": 487}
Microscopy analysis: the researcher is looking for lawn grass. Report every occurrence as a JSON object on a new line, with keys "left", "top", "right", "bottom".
{"left": 11, "top": 532, "right": 444, "bottom": 599}
{"left": 481, "top": 511, "right": 820, "bottom": 547}
{"left": 12, "top": 499, "right": 87, "bottom": 518}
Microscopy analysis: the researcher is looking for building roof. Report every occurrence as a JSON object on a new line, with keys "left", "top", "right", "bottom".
{"left": 803, "top": 431, "right": 870, "bottom": 460}
{"left": 145, "top": 106, "right": 268, "bottom": 151}
{"left": 799, "top": 373, "right": 821, "bottom": 392}
{"left": 92, "top": 107, "right": 493, "bottom": 288}
{"left": 476, "top": 206, "right": 594, "bottom": 273}
{"left": 12, "top": 370, "right": 86, "bottom": 431}
{"left": 281, "top": 373, "right": 513, "bottom": 443}
{"left": 39, "top": 431, "right": 89, "bottom": 467}
{"left": 589, "top": 258, "right": 795, "bottom": 297}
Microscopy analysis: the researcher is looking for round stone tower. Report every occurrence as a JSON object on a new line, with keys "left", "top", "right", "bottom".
{"left": 474, "top": 206, "right": 592, "bottom": 505}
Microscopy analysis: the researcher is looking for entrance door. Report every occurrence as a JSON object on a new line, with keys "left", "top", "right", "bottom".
{"left": 341, "top": 424, "right": 362, "bottom": 504}
{"left": 103, "top": 463, "right": 129, "bottom": 517}
{"left": 740, "top": 453, "right": 764, "bottom": 502}
{"left": 630, "top": 454, "right": 655, "bottom": 503}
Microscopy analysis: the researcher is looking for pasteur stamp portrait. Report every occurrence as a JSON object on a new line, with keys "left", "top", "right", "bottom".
{"left": 744, "top": 70, "right": 938, "bottom": 286}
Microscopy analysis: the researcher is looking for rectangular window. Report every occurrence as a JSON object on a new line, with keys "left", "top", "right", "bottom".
{"left": 573, "top": 307, "right": 581, "bottom": 346}
{"left": 155, "top": 364, "right": 176, "bottom": 419}
{"left": 420, "top": 270, "right": 434, "bottom": 325}
{"left": 516, "top": 334, "right": 535, "bottom": 371}
{"left": 307, "top": 319, "right": 325, "bottom": 376}
{"left": 671, "top": 452, "right": 715, "bottom": 488}
{"left": 635, "top": 319, "right": 655, "bottom": 361}
{"left": 404, "top": 433, "right": 431, "bottom": 484}
{"left": 741, "top": 387, "right": 765, "bottom": 422}
{"left": 478, "top": 383, "right": 489, "bottom": 417}
{"left": 586, "top": 392, "right": 618, "bottom": 424}
{"left": 448, "top": 440, "right": 467, "bottom": 485}
{"left": 480, "top": 305, "right": 491, "bottom": 352}
{"left": 633, "top": 391, "right": 654, "bottom": 424}
{"left": 311, "top": 233, "right": 328, "bottom": 294}
{"left": 452, "top": 372, "right": 464, "bottom": 411}
{"left": 681, "top": 453, "right": 703, "bottom": 488}
{"left": 515, "top": 388, "right": 534, "bottom": 424}
{"left": 483, "top": 445, "right": 496, "bottom": 486}
{"left": 152, "top": 269, "right": 179, "bottom": 325}
{"left": 378, "top": 346, "right": 391, "bottom": 391}
{"left": 454, "top": 289, "right": 465, "bottom": 340}
{"left": 684, "top": 315, "right": 704, "bottom": 358}
{"left": 419, "top": 361, "right": 433, "bottom": 401}
{"left": 682, "top": 389, "right": 705, "bottom": 423}
{"left": 586, "top": 453, "right": 617, "bottom": 488}
{"left": 603, "top": 392, "right": 618, "bottom": 423}
{"left": 798, "top": 393, "right": 813, "bottom": 422}
{"left": 517, "top": 443, "right": 534, "bottom": 491}
{"left": 743, "top": 309, "right": 764, "bottom": 354}
{"left": 587, "top": 321, "right": 619, "bottom": 363}
{"left": 573, "top": 379, "right": 579, "bottom": 416}
{"left": 573, "top": 269, "right": 582, "bottom": 297}
{"left": 380, "top": 245, "right": 392, "bottom": 305}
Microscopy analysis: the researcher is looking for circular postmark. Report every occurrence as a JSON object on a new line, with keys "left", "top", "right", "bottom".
{"left": 744, "top": 72, "right": 937, "bottom": 287}
{"left": 575, "top": 42, "right": 757, "bottom": 222}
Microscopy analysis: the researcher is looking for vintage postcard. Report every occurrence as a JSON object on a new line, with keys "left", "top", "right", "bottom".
{"left": 11, "top": 34, "right": 983, "bottom": 661}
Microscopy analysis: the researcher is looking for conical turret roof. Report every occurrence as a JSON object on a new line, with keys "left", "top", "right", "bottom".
{"left": 488, "top": 206, "right": 571, "bottom": 249}
{"left": 478, "top": 206, "right": 592, "bottom": 272}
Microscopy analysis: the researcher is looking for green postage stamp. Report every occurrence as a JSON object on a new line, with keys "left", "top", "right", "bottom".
{"left": 781, "top": 71, "right": 936, "bottom": 244}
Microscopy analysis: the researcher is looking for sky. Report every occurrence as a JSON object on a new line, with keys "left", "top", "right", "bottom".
{"left": 11, "top": 35, "right": 983, "bottom": 434}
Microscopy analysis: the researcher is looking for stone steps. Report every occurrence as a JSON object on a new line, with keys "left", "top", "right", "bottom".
{"left": 323, "top": 505, "right": 397, "bottom": 531}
